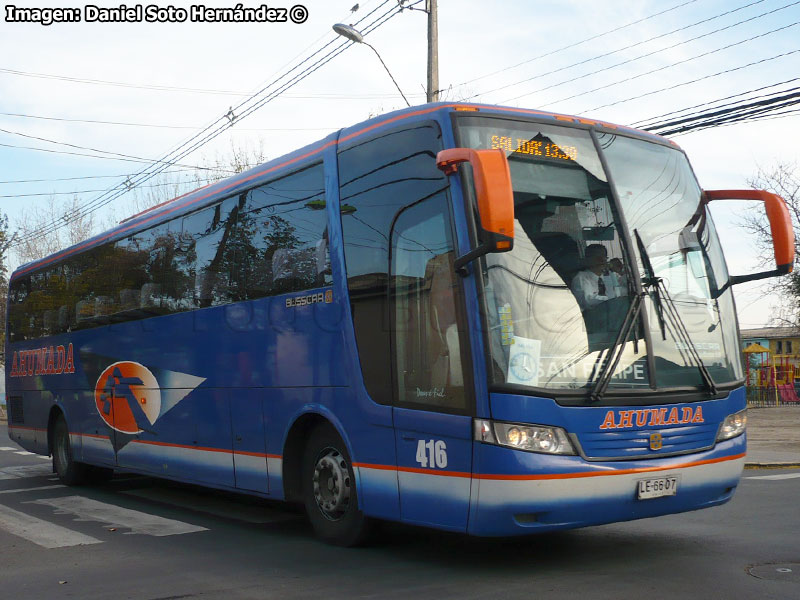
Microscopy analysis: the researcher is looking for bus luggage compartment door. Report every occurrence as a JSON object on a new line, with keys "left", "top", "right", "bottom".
{"left": 230, "top": 390, "right": 269, "bottom": 494}
{"left": 393, "top": 407, "right": 472, "bottom": 531}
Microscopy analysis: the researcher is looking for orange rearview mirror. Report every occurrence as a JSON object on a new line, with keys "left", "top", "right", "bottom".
{"left": 437, "top": 148, "right": 515, "bottom": 273}
{"left": 704, "top": 189, "right": 795, "bottom": 285}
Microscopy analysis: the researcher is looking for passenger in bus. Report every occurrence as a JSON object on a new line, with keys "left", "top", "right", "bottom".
{"left": 571, "top": 244, "right": 621, "bottom": 310}
{"left": 609, "top": 257, "right": 629, "bottom": 296}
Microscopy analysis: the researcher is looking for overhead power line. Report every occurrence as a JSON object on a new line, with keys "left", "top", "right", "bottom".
{"left": 0, "top": 125, "right": 228, "bottom": 169}
{"left": 630, "top": 77, "right": 800, "bottom": 128}
{"left": 467, "top": 0, "right": 777, "bottom": 103}
{"left": 14, "top": 0, "right": 410, "bottom": 246}
{"left": 0, "top": 169, "right": 197, "bottom": 184}
{"left": 0, "top": 68, "right": 425, "bottom": 99}
{"left": 456, "top": 0, "right": 701, "bottom": 88}
{"left": 0, "top": 111, "right": 338, "bottom": 131}
{"left": 642, "top": 90, "right": 800, "bottom": 136}
{"left": 577, "top": 48, "right": 800, "bottom": 114}
{"left": 0, "top": 176, "right": 220, "bottom": 198}
{"left": 512, "top": 17, "right": 800, "bottom": 107}
{"left": 0, "top": 141, "right": 222, "bottom": 170}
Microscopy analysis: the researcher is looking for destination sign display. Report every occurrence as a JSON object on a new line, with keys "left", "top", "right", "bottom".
{"left": 489, "top": 134, "right": 578, "bottom": 162}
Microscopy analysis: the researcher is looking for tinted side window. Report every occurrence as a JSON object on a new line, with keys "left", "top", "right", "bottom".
{"left": 186, "top": 197, "right": 240, "bottom": 307}
{"left": 338, "top": 122, "right": 449, "bottom": 405}
{"left": 8, "top": 276, "right": 31, "bottom": 342}
{"left": 6, "top": 163, "right": 329, "bottom": 341}
{"left": 236, "top": 162, "right": 330, "bottom": 298}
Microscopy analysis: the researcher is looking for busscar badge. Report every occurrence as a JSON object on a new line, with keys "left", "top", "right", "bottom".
{"left": 649, "top": 432, "right": 663, "bottom": 451}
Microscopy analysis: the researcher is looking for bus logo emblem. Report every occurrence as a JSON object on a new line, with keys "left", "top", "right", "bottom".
{"left": 649, "top": 433, "right": 663, "bottom": 451}
{"left": 95, "top": 362, "right": 161, "bottom": 435}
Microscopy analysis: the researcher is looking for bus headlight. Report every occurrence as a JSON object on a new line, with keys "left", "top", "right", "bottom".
{"left": 716, "top": 409, "right": 747, "bottom": 442}
{"left": 475, "top": 419, "right": 576, "bottom": 455}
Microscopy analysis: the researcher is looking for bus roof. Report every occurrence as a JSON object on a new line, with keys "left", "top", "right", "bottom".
{"left": 10, "top": 103, "right": 675, "bottom": 281}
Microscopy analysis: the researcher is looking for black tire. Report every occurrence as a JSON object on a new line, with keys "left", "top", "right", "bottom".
{"left": 52, "top": 415, "right": 90, "bottom": 485}
{"left": 302, "top": 424, "right": 369, "bottom": 546}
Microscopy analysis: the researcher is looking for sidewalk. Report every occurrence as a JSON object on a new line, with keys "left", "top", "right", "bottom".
{"left": 1, "top": 405, "right": 798, "bottom": 467}
{"left": 743, "top": 406, "right": 800, "bottom": 467}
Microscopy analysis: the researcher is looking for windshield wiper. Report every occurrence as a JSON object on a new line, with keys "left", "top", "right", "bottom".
{"left": 633, "top": 229, "right": 718, "bottom": 395}
{"left": 589, "top": 288, "right": 645, "bottom": 403}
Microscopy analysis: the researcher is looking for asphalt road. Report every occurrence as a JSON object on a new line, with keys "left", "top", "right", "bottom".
{"left": 1, "top": 426, "right": 798, "bottom": 600}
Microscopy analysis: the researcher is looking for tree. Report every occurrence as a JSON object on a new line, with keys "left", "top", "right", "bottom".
{"left": 121, "top": 139, "right": 268, "bottom": 222}
{"left": 13, "top": 196, "right": 97, "bottom": 266}
{"left": 739, "top": 162, "right": 800, "bottom": 325}
{"left": 0, "top": 213, "right": 11, "bottom": 359}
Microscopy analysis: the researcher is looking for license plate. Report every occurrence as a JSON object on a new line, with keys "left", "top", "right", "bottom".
{"left": 637, "top": 476, "right": 678, "bottom": 500}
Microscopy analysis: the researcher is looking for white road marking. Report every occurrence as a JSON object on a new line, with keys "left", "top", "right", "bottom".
{"left": 28, "top": 496, "right": 208, "bottom": 537}
{"left": 0, "top": 447, "right": 18, "bottom": 451}
{"left": 0, "top": 485, "right": 66, "bottom": 495}
{"left": 14, "top": 451, "right": 35, "bottom": 456}
{"left": 0, "top": 503, "right": 102, "bottom": 548}
{"left": 746, "top": 473, "right": 800, "bottom": 481}
{"left": 37, "top": 455, "right": 51, "bottom": 460}
{"left": 0, "top": 465, "right": 53, "bottom": 480}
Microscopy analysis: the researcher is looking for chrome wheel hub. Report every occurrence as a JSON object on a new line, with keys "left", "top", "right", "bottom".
{"left": 312, "top": 448, "right": 351, "bottom": 520}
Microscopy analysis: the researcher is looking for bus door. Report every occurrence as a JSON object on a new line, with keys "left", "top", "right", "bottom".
{"left": 389, "top": 193, "right": 474, "bottom": 531}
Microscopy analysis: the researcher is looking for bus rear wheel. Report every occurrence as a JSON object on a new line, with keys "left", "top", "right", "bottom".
{"left": 302, "top": 425, "right": 369, "bottom": 546}
{"left": 52, "top": 415, "right": 104, "bottom": 485}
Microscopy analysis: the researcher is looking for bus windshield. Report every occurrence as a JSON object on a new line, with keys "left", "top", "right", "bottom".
{"left": 455, "top": 116, "right": 742, "bottom": 400}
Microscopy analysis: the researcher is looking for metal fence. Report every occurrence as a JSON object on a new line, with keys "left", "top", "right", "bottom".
{"left": 747, "top": 386, "right": 800, "bottom": 407}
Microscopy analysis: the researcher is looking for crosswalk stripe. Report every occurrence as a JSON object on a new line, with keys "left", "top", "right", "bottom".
{"left": 0, "top": 464, "right": 53, "bottom": 479}
{"left": 0, "top": 485, "right": 66, "bottom": 495}
{"left": 0, "top": 503, "right": 102, "bottom": 548}
{"left": 746, "top": 473, "right": 800, "bottom": 481}
{"left": 28, "top": 496, "right": 208, "bottom": 537}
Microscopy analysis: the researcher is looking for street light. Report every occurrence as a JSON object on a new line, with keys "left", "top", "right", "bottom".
{"left": 332, "top": 23, "right": 411, "bottom": 108}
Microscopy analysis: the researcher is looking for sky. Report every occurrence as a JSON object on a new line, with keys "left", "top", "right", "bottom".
{"left": 1, "top": 0, "right": 798, "bottom": 329}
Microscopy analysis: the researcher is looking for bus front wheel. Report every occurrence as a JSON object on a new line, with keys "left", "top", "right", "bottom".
{"left": 302, "top": 424, "right": 370, "bottom": 546}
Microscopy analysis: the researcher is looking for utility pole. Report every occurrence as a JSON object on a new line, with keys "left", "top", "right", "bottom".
{"left": 426, "top": 0, "right": 439, "bottom": 103}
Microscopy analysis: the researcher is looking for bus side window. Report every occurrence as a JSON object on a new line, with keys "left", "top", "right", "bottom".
{"left": 8, "top": 276, "right": 31, "bottom": 342}
{"left": 190, "top": 198, "right": 239, "bottom": 307}
{"left": 390, "top": 193, "right": 469, "bottom": 412}
{"left": 237, "top": 162, "right": 330, "bottom": 299}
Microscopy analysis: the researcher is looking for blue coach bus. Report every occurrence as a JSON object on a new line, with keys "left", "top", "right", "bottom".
{"left": 5, "top": 103, "right": 794, "bottom": 545}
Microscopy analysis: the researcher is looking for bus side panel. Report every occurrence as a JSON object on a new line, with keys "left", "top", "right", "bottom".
{"left": 115, "top": 388, "right": 235, "bottom": 487}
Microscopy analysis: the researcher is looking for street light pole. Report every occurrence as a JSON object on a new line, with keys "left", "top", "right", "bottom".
{"left": 426, "top": 0, "right": 439, "bottom": 103}
{"left": 333, "top": 23, "right": 411, "bottom": 108}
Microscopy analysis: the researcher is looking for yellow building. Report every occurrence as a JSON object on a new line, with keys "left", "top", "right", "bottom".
{"left": 741, "top": 327, "right": 800, "bottom": 367}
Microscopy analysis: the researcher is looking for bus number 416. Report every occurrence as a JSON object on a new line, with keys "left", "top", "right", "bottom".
{"left": 416, "top": 440, "right": 448, "bottom": 469}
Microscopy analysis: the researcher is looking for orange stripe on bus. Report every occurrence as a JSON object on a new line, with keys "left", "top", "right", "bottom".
{"left": 474, "top": 453, "right": 746, "bottom": 481}
{"left": 354, "top": 462, "right": 471, "bottom": 478}
{"left": 132, "top": 438, "right": 281, "bottom": 459}
{"left": 6, "top": 425, "right": 46, "bottom": 432}
{"left": 354, "top": 453, "right": 745, "bottom": 481}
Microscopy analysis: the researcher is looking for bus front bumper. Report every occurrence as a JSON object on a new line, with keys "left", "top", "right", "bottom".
{"left": 467, "top": 435, "right": 745, "bottom": 536}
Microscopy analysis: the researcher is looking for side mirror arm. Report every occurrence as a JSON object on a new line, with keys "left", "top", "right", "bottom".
{"left": 704, "top": 189, "right": 795, "bottom": 285}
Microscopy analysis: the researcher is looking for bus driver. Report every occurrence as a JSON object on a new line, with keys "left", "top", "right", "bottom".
{"left": 571, "top": 244, "right": 622, "bottom": 311}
